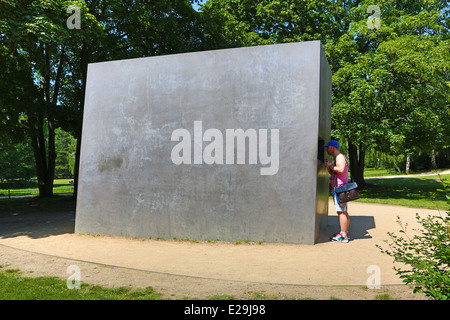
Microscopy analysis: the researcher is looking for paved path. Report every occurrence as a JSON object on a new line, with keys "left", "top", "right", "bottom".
{"left": 365, "top": 169, "right": 450, "bottom": 180}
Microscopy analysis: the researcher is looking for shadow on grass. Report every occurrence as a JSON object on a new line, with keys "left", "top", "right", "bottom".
{"left": 358, "top": 177, "right": 447, "bottom": 210}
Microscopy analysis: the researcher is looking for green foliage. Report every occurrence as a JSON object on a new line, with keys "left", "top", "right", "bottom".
{"left": 1, "top": 1, "right": 449, "bottom": 191}
{"left": 201, "top": 0, "right": 355, "bottom": 47}
{"left": 1, "top": 0, "right": 207, "bottom": 196}
{"left": 329, "top": 0, "right": 449, "bottom": 181}
{"left": 0, "top": 139, "right": 35, "bottom": 183}
{"left": 201, "top": 0, "right": 449, "bottom": 184}
{"left": 331, "top": 0, "right": 450, "bottom": 154}
{"left": 377, "top": 176, "right": 450, "bottom": 300}
{"left": 55, "top": 128, "right": 77, "bottom": 178}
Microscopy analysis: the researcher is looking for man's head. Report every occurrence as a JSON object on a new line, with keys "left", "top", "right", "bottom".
{"left": 324, "top": 140, "right": 340, "bottom": 156}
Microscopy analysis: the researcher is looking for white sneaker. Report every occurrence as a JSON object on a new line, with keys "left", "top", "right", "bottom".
{"left": 331, "top": 232, "right": 349, "bottom": 243}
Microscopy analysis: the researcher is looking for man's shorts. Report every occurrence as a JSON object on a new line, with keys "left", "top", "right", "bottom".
{"left": 333, "top": 191, "right": 348, "bottom": 213}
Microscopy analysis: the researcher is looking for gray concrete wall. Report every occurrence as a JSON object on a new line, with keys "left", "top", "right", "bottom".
{"left": 75, "top": 41, "right": 331, "bottom": 244}
{"left": 315, "top": 45, "right": 333, "bottom": 243}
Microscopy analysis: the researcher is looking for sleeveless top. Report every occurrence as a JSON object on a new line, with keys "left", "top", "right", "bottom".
{"left": 331, "top": 154, "right": 349, "bottom": 188}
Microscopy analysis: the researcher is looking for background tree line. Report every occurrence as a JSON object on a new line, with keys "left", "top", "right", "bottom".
{"left": 0, "top": 127, "right": 75, "bottom": 184}
{"left": 1, "top": 0, "right": 449, "bottom": 197}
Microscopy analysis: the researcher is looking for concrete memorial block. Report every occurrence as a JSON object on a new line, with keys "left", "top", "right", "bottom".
{"left": 75, "top": 41, "right": 332, "bottom": 244}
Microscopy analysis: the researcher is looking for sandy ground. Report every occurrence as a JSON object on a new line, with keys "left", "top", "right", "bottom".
{"left": 0, "top": 198, "right": 443, "bottom": 300}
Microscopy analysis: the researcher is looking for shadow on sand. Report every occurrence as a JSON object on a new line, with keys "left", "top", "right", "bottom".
{"left": 318, "top": 215, "right": 375, "bottom": 243}
{"left": 0, "top": 196, "right": 76, "bottom": 239}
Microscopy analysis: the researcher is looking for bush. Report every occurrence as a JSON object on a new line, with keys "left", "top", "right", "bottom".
{"left": 377, "top": 176, "right": 450, "bottom": 300}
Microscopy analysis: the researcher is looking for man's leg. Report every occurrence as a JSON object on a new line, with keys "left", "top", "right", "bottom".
{"left": 338, "top": 211, "right": 350, "bottom": 234}
{"left": 333, "top": 193, "right": 350, "bottom": 234}
{"left": 332, "top": 194, "right": 350, "bottom": 242}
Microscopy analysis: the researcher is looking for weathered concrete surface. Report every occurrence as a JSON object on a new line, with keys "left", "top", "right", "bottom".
{"left": 75, "top": 41, "right": 332, "bottom": 244}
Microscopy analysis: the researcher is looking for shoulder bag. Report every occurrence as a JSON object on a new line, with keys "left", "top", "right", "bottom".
{"left": 332, "top": 157, "right": 360, "bottom": 204}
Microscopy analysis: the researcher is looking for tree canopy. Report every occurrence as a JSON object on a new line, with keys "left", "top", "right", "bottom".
{"left": 1, "top": 0, "right": 449, "bottom": 195}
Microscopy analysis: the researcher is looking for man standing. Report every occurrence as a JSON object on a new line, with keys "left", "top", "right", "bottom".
{"left": 324, "top": 140, "right": 350, "bottom": 243}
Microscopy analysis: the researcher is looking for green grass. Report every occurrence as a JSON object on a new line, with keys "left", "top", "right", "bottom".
{"left": 356, "top": 174, "right": 449, "bottom": 210}
{"left": 375, "top": 294, "right": 395, "bottom": 300}
{"left": 0, "top": 269, "right": 163, "bottom": 300}
{"left": 364, "top": 168, "right": 401, "bottom": 177}
{"left": 0, "top": 179, "right": 74, "bottom": 197}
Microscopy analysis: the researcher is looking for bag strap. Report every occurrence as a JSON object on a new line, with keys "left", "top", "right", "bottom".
{"left": 332, "top": 188, "right": 340, "bottom": 206}
{"left": 345, "top": 156, "right": 352, "bottom": 183}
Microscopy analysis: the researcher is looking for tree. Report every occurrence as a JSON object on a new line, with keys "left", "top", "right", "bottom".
{"left": 330, "top": 0, "right": 449, "bottom": 184}
{"left": 376, "top": 34, "right": 450, "bottom": 173}
{"left": 1, "top": 0, "right": 104, "bottom": 197}
{"left": 2, "top": 1, "right": 204, "bottom": 197}
{"left": 68, "top": 0, "right": 206, "bottom": 198}
{"left": 201, "top": 0, "right": 359, "bottom": 48}
{"left": 3, "top": 0, "right": 446, "bottom": 196}
{"left": 201, "top": 0, "right": 374, "bottom": 183}
{"left": 200, "top": 0, "right": 449, "bottom": 184}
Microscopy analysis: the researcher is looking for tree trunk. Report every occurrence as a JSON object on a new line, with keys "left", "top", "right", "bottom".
{"left": 30, "top": 118, "right": 54, "bottom": 198}
{"left": 405, "top": 154, "right": 411, "bottom": 174}
{"left": 46, "top": 118, "right": 56, "bottom": 195}
{"left": 348, "top": 142, "right": 366, "bottom": 187}
{"left": 30, "top": 44, "right": 64, "bottom": 198}
{"left": 431, "top": 149, "right": 438, "bottom": 170}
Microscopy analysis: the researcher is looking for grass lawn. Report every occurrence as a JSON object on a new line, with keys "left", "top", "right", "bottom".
{"left": 356, "top": 174, "right": 449, "bottom": 210}
{"left": 364, "top": 168, "right": 401, "bottom": 177}
{"left": 0, "top": 269, "right": 163, "bottom": 300}
{"left": 0, "top": 179, "right": 74, "bottom": 197}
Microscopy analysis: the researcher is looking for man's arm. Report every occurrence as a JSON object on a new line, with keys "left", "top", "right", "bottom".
{"left": 333, "top": 154, "right": 346, "bottom": 173}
